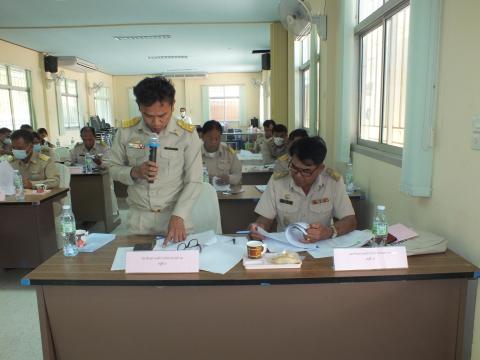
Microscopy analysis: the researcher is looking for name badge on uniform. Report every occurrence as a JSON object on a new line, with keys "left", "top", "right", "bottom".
{"left": 128, "top": 142, "right": 145, "bottom": 149}
{"left": 164, "top": 147, "right": 178, "bottom": 151}
{"left": 280, "top": 198, "right": 293, "bottom": 205}
{"left": 312, "top": 198, "right": 329, "bottom": 205}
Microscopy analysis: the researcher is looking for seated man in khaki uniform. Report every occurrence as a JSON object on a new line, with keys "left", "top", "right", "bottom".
{"left": 71, "top": 126, "right": 109, "bottom": 168}
{"left": 108, "top": 76, "right": 203, "bottom": 245}
{"left": 249, "top": 136, "right": 356, "bottom": 243}
{"left": 252, "top": 119, "right": 275, "bottom": 164}
{"left": 201, "top": 120, "right": 242, "bottom": 192}
{"left": 267, "top": 124, "right": 288, "bottom": 161}
{"left": 273, "top": 128, "right": 309, "bottom": 179}
{"left": 0, "top": 127, "right": 12, "bottom": 156}
{"left": 10, "top": 129, "right": 60, "bottom": 189}
{"left": 32, "top": 131, "right": 55, "bottom": 159}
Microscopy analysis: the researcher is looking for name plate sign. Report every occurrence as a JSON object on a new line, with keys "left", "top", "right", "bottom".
{"left": 333, "top": 246, "right": 408, "bottom": 271}
{"left": 125, "top": 250, "right": 199, "bottom": 274}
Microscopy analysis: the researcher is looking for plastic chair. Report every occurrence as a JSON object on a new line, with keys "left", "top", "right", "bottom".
{"left": 190, "top": 183, "right": 222, "bottom": 234}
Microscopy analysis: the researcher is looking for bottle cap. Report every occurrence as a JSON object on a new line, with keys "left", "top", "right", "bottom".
{"left": 377, "top": 205, "right": 386, "bottom": 211}
{"left": 62, "top": 205, "right": 71, "bottom": 210}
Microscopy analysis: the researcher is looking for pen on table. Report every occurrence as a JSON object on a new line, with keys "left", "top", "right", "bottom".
{"left": 236, "top": 230, "right": 250, "bottom": 234}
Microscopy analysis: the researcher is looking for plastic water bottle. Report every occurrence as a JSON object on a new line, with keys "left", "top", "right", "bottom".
{"left": 55, "top": 139, "right": 61, "bottom": 148}
{"left": 70, "top": 137, "right": 75, "bottom": 149}
{"left": 202, "top": 164, "right": 209, "bottom": 183}
{"left": 13, "top": 170, "right": 25, "bottom": 201}
{"left": 84, "top": 154, "right": 93, "bottom": 174}
{"left": 371, "top": 205, "right": 388, "bottom": 247}
{"left": 60, "top": 205, "right": 78, "bottom": 257}
{"left": 345, "top": 161, "right": 354, "bottom": 194}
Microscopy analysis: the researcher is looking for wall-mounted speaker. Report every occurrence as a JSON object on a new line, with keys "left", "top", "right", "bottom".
{"left": 261, "top": 53, "right": 270, "bottom": 71}
{"left": 44, "top": 56, "right": 58, "bottom": 73}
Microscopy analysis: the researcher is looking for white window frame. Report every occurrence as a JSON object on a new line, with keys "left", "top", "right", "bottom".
{"left": 59, "top": 78, "right": 81, "bottom": 129}
{"left": 355, "top": 0, "right": 410, "bottom": 156}
{"left": 0, "top": 64, "right": 33, "bottom": 130}
{"left": 94, "top": 87, "right": 112, "bottom": 124}
{"left": 207, "top": 85, "right": 242, "bottom": 123}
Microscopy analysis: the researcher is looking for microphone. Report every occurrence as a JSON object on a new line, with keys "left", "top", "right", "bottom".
{"left": 148, "top": 135, "right": 159, "bottom": 183}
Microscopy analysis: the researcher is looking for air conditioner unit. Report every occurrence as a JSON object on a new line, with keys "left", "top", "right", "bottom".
{"left": 160, "top": 72, "right": 208, "bottom": 79}
{"left": 57, "top": 56, "right": 98, "bottom": 72}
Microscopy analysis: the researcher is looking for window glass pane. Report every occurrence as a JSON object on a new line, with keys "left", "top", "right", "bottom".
{"left": 382, "top": 5, "right": 410, "bottom": 147}
{"left": 59, "top": 79, "right": 66, "bottom": 94}
{"left": 303, "top": 69, "right": 310, "bottom": 128}
{"left": 359, "top": 26, "right": 383, "bottom": 143}
{"left": 0, "top": 89, "right": 13, "bottom": 128}
{"left": 225, "top": 86, "right": 239, "bottom": 97}
{"left": 209, "top": 99, "right": 224, "bottom": 121}
{"left": 0, "top": 65, "right": 8, "bottom": 86}
{"left": 67, "top": 80, "right": 77, "bottom": 95}
{"left": 10, "top": 68, "right": 27, "bottom": 88}
{"left": 359, "top": 0, "right": 384, "bottom": 22}
{"left": 302, "top": 35, "right": 310, "bottom": 64}
{"left": 61, "top": 97, "right": 69, "bottom": 127}
{"left": 209, "top": 86, "right": 224, "bottom": 98}
{"left": 225, "top": 98, "right": 240, "bottom": 121}
{"left": 67, "top": 96, "right": 79, "bottom": 127}
{"left": 11, "top": 90, "right": 31, "bottom": 129}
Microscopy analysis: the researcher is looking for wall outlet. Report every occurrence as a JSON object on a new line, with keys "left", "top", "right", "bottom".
{"left": 472, "top": 115, "right": 480, "bottom": 150}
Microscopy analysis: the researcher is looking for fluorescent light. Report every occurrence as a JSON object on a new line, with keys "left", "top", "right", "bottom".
{"left": 113, "top": 35, "right": 172, "bottom": 40}
{"left": 147, "top": 55, "right": 188, "bottom": 60}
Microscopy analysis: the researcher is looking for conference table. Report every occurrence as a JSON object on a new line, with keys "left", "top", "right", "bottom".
{"left": 241, "top": 164, "right": 273, "bottom": 185}
{"left": 24, "top": 235, "right": 478, "bottom": 360}
{"left": 0, "top": 188, "right": 68, "bottom": 268}
{"left": 218, "top": 185, "right": 366, "bottom": 233}
{"left": 70, "top": 170, "right": 120, "bottom": 232}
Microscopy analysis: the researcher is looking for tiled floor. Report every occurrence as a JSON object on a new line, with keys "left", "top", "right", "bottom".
{"left": 0, "top": 197, "right": 130, "bottom": 360}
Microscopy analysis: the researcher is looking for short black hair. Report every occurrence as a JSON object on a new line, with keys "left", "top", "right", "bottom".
{"left": 37, "top": 128, "right": 48, "bottom": 135}
{"left": 202, "top": 120, "right": 223, "bottom": 134}
{"left": 133, "top": 76, "right": 176, "bottom": 107}
{"left": 196, "top": 125, "right": 203, "bottom": 134}
{"left": 32, "top": 131, "right": 41, "bottom": 141}
{"left": 288, "top": 128, "right": 308, "bottom": 141}
{"left": 0, "top": 127, "right": 11, "bottom": 135}
{"left": 11, "top": 129, "right": 34, "bottom": 144}
{"left": 263, "top": 119, "right": 276, "bottom": 128}
{"left": 273, "top": 124, "right": 288, "bottom": 135}
{"left": 20, "top": 124, "right": 33, "bottom": 132}
{"left": 80, "top": 126, "right": 96, "bottom": 137}
{"left": 289, "top": 136, "right": 327, "bottom": 165}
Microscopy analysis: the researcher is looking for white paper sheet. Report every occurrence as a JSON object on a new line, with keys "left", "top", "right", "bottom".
{"left": 308, "top": 230, "right": 373, "bottom": 259}
{"left": 79, "top": 233, "right": 116, "bottom": 253}
{"left": 0, "top": 160, "right": 15, "bottom": 195}
{"left": 199, "top": 237, "right": 247, "bottom": 274}
{"left": 111, "top": 247, "right": 134, "bottom": 271}
{"left": 237, "top": 150, "right": 263, "bottom": 161}
{"left": 212, "top": 176, "right": 231, "bottom": 192}
{"left": 255, "top": 185, "right": 267, "bottom": 193}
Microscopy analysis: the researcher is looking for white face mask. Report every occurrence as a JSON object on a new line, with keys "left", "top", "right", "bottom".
{"left": 3, "top": 138, "right": 11, "bottom": 145}
{"left": 205, "top": 151, "right": 217, "bottom": 158}
{"left": 180, "top": 111, "right": 186, "bottom": 118}
{"left": 273, "top": 137, "right": 285, "bottom": 146}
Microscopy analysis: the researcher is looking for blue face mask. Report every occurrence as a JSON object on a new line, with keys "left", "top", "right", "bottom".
{"left": 3, "top": 138, "right": 11, "bottom": 145}
{"left": 33, "top": 144, "right": 41, "bottom": 153}
{"left": 13, "top": 149, "right": 28, "bottom": 160}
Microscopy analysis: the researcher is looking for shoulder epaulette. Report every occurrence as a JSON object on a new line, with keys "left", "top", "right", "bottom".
{"left": 325, "top": 167, "right": 341, "bottom": 182}
{"left": 177, "top": 120, "right": 195, "bottom": 133}
{"left": 278, "top": 153, "right": 289, "bottom": 162}
{"left": 122, "top": 116, "right": 141, "bottom": 128}
{"left": 228, "top": 146, "right": 236, "bottom": 155}
{"left": 273, "top": 171, "right": 289, "bottom": 180}
{"left": 38, "top": 153, "right": 50, "bottom": 162}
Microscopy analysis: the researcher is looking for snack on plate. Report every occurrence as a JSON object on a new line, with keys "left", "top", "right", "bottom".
{"left": 270, "top": 251, "right": 301, "bottom": 264}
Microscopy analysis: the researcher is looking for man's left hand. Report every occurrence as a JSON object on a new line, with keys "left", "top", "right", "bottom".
{"left": 216, "top": 174, "right": 229, "bottom": 185}
{"left": 163, "top": 215, "right": 187, "bottom": 247}
{"left": 23, "top": 177, "right": 32, "bottom": 189}
{"left": 302, "top": 223, "right": 332, "bottom": 243}
{"left": 93, "top": 156, "right": 102, "bottom": 165}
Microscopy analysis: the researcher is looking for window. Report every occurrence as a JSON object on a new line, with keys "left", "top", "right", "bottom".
{"left": 357, "top": 0, "right": 410, "bottom": 151}
{"left": 300, "top": 35, "right": 310, "bottom": 128}
{"left": 94, "top": 87, "right": 112, "bottom": 124}
{"left": 59, "top": 79, "right": 80, "bottom": 128}
{"left": 208, "top": 85, "right": 240, "bottom": 122}
{"left": 0, "top": 65, "right": 32, "bottom": 130}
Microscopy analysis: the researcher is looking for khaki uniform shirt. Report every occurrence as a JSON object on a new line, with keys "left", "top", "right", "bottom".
{"left": 252, "top": 135, "right": 275, "bottom": 165}
{"left": 70, "top": 142, "right": 109, "bottom": 166}
{"left": 10, "top": 153, "right": 60, "bottom": 189}
{"left": 202, "top": 142, "right": 242, "bottom": 190}
{"left": 254, "top": 169, "right": 354, "bottom": 231}
{"left": 273, "top": 153, "right": 290, "bottom": 179}
{"left": 267, "top": 140, "right": 287, "bottom": 161}
{"left": 107, "top": 118, "right": 203, "bottom": 221}
{"left": 0, "top": 139, "right": 11, "bottom": 155}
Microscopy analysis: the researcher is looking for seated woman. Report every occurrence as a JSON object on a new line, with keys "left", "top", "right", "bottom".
{"left": 201, "top": 120, "right": 242, "bottom": 192}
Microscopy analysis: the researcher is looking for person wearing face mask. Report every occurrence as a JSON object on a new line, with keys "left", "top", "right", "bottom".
{"left": 108, "top": 76, "right": 202, "bottom": 245}
{"left": 10, "top": 129, "right": 60, "bottom": 189}
{"left": 201, "top": 120, "right": 242, "bottom": 192}
{"left": 0, "top": 127, "right": 12, "bottom": 155}
{"left": 273, "top": 128, "right": 309, "bottom": 179}
{"left": 32, "top": 131, "right": 54, "bottom": 158}
{"left": 37, "top": 128, "right": 55, "bottom": 148}
{"left": 252, "top": 119, "right": 276, "bottom": 164}
{"left": 175, "top": 107, "right": 192, "bottom": 125}
{"left": 249, "top": 136, "right": 356, "bottom": 242}
{"left": 70, "top": 126, "right": 109, "bottom": 168}
{"left": 267, "top": 124, "right": 288, "bottom": 160}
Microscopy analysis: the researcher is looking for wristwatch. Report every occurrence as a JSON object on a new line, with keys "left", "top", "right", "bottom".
{"left": 330, "top": 225, "right": 338, "bottom": 238}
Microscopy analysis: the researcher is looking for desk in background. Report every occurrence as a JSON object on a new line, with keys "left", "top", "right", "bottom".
{"left": 0, "top": 188, "right": 68, "bottom": 268}
{"left": 25, "top": 236, "right": 478, "bottom": 360}
{"left": 70, "top": 171, "right": 120, "bottom": 232}
{"left": 241, "top": 164, "right": 273, "bottom": 185}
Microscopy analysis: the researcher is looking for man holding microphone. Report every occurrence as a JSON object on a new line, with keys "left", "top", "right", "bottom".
{"left": 108, "top": 77, "right": 202, "bottom": 245}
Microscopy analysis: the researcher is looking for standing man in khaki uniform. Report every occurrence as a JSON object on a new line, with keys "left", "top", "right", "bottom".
{"left": 108, "top": 76, "right": 203, "bottom": 245}
{"left": 201, "top": 120, "right": 242, "bottom": 192}
{"left": 70, "top": 126, "right": 109, "bottom": 168}
{"left": 10, "top": 129, "right": 60, "bottom": 189}
{"left": 249, "top": 136, "right": 356, "bottom": 242}
{"left": 252, "top": 119, "right": 275, "bottom": 164}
